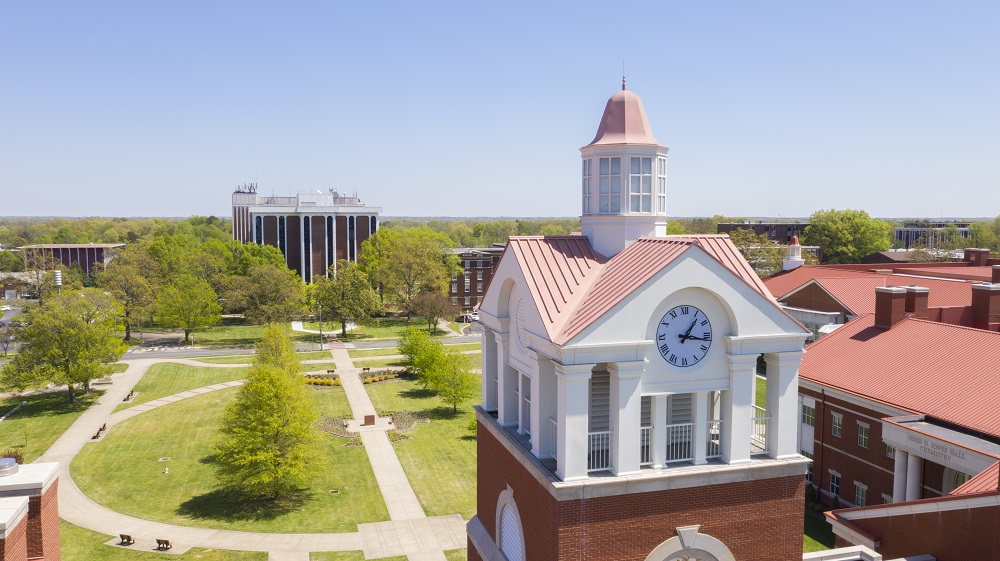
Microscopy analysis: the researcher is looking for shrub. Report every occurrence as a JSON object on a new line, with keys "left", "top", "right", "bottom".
{"left": 0, "top": 449, "right": 24, "bottom": 464}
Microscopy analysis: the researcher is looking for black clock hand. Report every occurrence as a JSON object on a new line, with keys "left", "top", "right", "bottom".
{"left": 679, "top": 317, "right": 697, "bottom": 343}
{"left": 686, "top": 335, "right": 708, "bottom": 341}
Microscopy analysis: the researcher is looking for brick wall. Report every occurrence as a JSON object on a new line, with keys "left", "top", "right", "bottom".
{"left": 847, "top": 502, "right": 1000, "bottom": 559}
{"left": 0, "top": 515, "right": 28, "bottom": 561}
{"left": 477, "top": 422, "right": 806, "bottom": 561}
{"left": 780, "top": 283, "right": 852, "bottom": 316}
{"left": 26, "top": 482, "right": 59, "bottom": 561}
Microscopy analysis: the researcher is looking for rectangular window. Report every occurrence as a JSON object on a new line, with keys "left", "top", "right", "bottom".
{"left": 832, "top": 413, "right": 843, "bottom": 438}
{"left": 465, "top": 296, "right": 471, "bottom": 305}
{"left": 582, "top": 159, "right": 593, "bottom": 214}
{"left": 464, "top": 260, "right": 471, "bottom": 268}
{"left": 465, "top": 272, "right": 470, "bottom": 280}
{"left": 854, "top": 482, "right": 867, "bottom": 507}
{"left": 452, "top": 274, "right": 457, "bottom": 280}
{"left": 886, "top": 444, "right": 895, "bottom": 459}
{"left": 858, "top": 422, "right": 870, "bottom": 449}
{"left": 807, "top": 462, "right": 813, "bottom": 484}
{"left": 476, "top": 282, "right": 483, "bottom": 292}
{"left": 802, "top": 405, "right": 815, "bottom": 427}
{"left": 830, "top": 472, "right": 840, "bottom": 496}
{"left": 598, "top": 157, "right": 621, "bottom": 213}
{"left": 477, "top": 260, "right": 483, "bottom": 268}
{"left": 656, "top": 157, "right": 667, "bottom": 214}
{"left": 628, "top": 157, "right": 653, "bottom": 213}
{"left": 477, "top": 271, "right": 483, "bottom": 280}
{"left": 451, "top": 283, "right": 457, "bottom": 293}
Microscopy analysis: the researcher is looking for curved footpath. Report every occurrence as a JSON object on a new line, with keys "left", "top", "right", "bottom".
{"left": 38, "top": 348, "right": 465, "bottom": 561}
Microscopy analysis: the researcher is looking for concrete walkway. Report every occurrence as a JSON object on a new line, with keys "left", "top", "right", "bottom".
{"left": 42, "top": 351, "right": 463, "bottom": 559}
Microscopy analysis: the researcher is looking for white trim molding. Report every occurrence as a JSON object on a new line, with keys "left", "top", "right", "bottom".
{"left": 643, "top": 524, "right": 736, "bottom": 561}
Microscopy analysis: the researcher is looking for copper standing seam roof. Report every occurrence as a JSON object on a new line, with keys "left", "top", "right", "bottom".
{"left": 950, "top": 461, "right": 1000, "bottom": 495}
{"left": 586, "top": 89, "right": 662, "bottom": 147}
{"left": 505, "top": 234, "right": 794, "bottom": 346}
{"left": 800, "top": 314, "right": 1000, "bottom": 439}
{"left": 779, "top": 275, "right": 976, "bottom": 315}
{"left": 505, "top": 236, "right": 606, "bottom": 342}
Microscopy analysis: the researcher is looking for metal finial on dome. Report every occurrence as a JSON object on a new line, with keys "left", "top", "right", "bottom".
{"left": 622, "top": 75, "right": 626, "bottom": 90}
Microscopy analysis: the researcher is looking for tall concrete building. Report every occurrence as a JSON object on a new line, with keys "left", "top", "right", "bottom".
{"left": 231, "top": 185, "right": 381, "bottom": 282}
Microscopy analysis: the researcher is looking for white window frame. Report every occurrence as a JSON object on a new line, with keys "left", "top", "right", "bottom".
{"left": 476, "top": 282, "right": 483, "bottom": 292}
{"left": 886, "top": 444, "right": 895, "bottom": 459}
{"left": 857, "top": 422, "right": 870, "bottom": 449}
{"left": 628, "top": 156, "right": 653, "bottom": 213}
{"left": 656, "top": 156, "right": 667, "bottom": 213}
{"left": 854, "top": 481, "right": 867, "bottom": 507}
{"left": 495, "top": 486, "right": 526, "bottom": 561}
{"left": 465, "top": 296, "right": 471, "bottom": 306}
{"left": 477, "top": 271, "right": 483, "bottom": 280}
{"left": 451, "top": 283, "right": 457, "bottom": 293}
{"left": 598, "top": 157, "right": 621, "bottom": 214}
{"left": 581, "top": 158, "right": 593, "bottom": 215}
{"left": 829, "top": 470, "right": 841, "bottom": 496}
{"left": 831, "top": 412, "right": 843, "bottom": 438}
{"left": 802, "top": 405, "right": 815, "bottom": 427}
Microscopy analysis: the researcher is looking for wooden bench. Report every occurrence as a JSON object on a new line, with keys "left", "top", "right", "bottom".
{"left": 99, "top": 423, "right": 107, "bottom": 432}
{"left": 119, "top": 534, "right": 134, "bottom": 546}
{"left": 156, "top": 539, "right": 172, "bottom": 551}
{"left": 362, "top": 367, "right": 371, "bottom": 373}
{"left": 327, "top": 369, "right": 336, "bottom": 374}
{"left": 92, "top": 430, "right": 102, "bottom": 440}
{"left": 123, "top": 390, "right": 134, "bottom": 402}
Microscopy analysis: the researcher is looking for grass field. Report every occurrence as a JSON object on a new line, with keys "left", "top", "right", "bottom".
{"left": 444, "top": 549, "right": 467, "bottom": 561}
{"left": 194, "top": 351, "right": 333, "bottom": 364}
{"left": 365, "top": 377, "right": 478, "bottom": 519}
{"left": 348, "top": 343, "right": 481, "bottom": 359}
{"left": 349, "top": 357, "right": 407, "bottom": 369}
{"left": 113, "top": 363, "right": 250, "bottom": 412}
{"left": 755, "top": 375, "right": 766, "bottom": 409}
{"left": 140, "top": 322, "right": 314, "bottom": 349}
{"left": 304, "top": 318, "right": 456, "bottom": 341}
{"left": 0, "top": 391, "right": 99, "bottom": 462}
{"left": 107, "top": 363, "right": 130, "bottom": 374}
{"left": 74, "top": 386, "right": 388, "bottom": 533}
{"left": 60, "top": 520, "right": 267, "bottom": 560}
{"left": 803, "top": 512, "right": 836, "bottom": 552}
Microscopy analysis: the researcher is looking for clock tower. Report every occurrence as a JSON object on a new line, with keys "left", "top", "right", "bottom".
{"left": 580, "top": 79, "right": 670, "bottom": 258}
{"left": 469, "top": 85, "right": 814, "bottom": 561}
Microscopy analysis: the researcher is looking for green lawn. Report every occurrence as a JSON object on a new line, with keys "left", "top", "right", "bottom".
{"left": 0, "top": 391, "right": 99, "bottom": 462}
{"left": 803, "top": 512, "right": 836, "bottom": 552}
{"left": 310, "top": 554, "right": 405, "bottom": 561}
{"left": 366, "top": 377, "right": 478, "bottom": 519}
{"left": 305, "top": 318, "right": 456, "bottom": 341}
{"left": 107, "top": 363, "right": 130, "bottom": 374}
{"left": 113, "top": 363, "right": 249, "bottom": 412}
{"left": 60, "top": 519, "right": 267, "bottom": 560}
{"left": 755, "top": 375, "right": 766, "bottom": 409}
{"left": 350, "top": 357, "right": 407, "bottom": 369}
{"left": 308, "top": 386, "right": 353, "bottom": 419}
{"left": 148, "top": 322, "right": 314, "bottom": 349}
{"left": 445, "top": 549, "right": 468, "bottom": 561}
{"left": 74, "top": 386, "right": 388, "bottom": 533}
{"left": 348, "top": 343, "right": 481, "bottom": 360}
{"left": 194, "top": 351, "right": 333, "bottom": 364}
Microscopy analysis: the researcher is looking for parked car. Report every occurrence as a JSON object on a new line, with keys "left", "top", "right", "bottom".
{"left": 0, "top": 305, "right": 11, "bottom": 312}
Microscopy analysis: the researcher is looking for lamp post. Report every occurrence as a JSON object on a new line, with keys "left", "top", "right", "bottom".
{"left": 318, "top": 301, "right": 324, "bottom": 351}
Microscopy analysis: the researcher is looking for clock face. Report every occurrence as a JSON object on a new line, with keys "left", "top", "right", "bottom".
{"left": 656, "top": 305, "right": 713, "bottom": 367}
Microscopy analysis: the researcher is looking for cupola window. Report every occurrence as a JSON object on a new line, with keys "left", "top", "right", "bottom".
{"left": 582, "top": 159, "right": 593, "bottom": 215}
{"left": 598, "top": 157, "right": 621, "bottom": 213}
{"left": 629, "top": 157, "right": 652, "bottom": 213}
{"left": 657, "top": 157, "right": 667, "bottom": 213}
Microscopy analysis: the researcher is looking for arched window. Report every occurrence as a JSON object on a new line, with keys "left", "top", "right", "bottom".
{"left": 495, "top": 486, "right": 525, "bottom": 561}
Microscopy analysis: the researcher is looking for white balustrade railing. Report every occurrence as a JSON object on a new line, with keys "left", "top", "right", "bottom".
{"left": 543, "top": 417, "right": 557, "bottom": 459}
{"left": 751, "top": 405, "right": 770, "bottom": 454}
{"left": 639, "top": 426, "right": 653, "bottom": 466}
{"left": 665, "top": 422, "right": 694, "bottom": 463}
{"left": 588, "top": 431, "right": 612, "bottom": 472}
{"left": 706, "top": 420, "right": 723, "bottom": 459}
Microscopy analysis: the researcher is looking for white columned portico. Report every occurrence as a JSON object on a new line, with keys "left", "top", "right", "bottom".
{"left": 692, "top": 391, "right": 710, "bottom": 465}
{"left": 892, "top": 449, "right": 908, "bottom": 502}
{"left": 609, "top": 360, "right": 645, "bottom": 476}
{"left": 905, "top": 454, "right": 923, "bottom": 501}
{"left": 763, "top": 351, "right": 804, "bottom": 459}
{"left": 651, "top": 395, "right": 668, "bottom": 468}
{"left": 495, "top": 332, "right": 519, "bottom": 426}
{"left": 532, "top": 355, "right": 558, "bottom": 459}
{"left": 722, "top": 354, "right": 758, "bottom": 464}
{"left": 481, "top": 326, "right": 498, "bottom": 412}
{"left": 555, "top": 362, "right": 594, "bottom": 481}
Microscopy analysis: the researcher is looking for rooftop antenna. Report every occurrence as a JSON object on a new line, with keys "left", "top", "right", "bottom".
{"left": 622, "top": 60, "right": 626, "bottom": 90}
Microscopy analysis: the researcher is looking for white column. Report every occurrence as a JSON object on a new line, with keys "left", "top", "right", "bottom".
{"left": 652, "top": 395, "right": 668, "bottom": 468}
{"left": 763, "top": 351, "right": 805, "bottom": 459}
{"left": 723, "top": 354, "right": 758, "bottom": 464}
{"left": 905, "top": 454, "right": 923, "bottom": 501}
{"left": 692, "top": 391, "right": 709, "bottom": 465}
{"left": 495, "top": 332, "right": 518, "bottom": 426}
{"left": 555, "top": 362, "right": 593, "bottom": 482}
{"left": 892, "top": 449, "right": 908, "bottom": 503}
{"left": 332, "top": 214, "right": 338, "bottom": 276}
{"left": 517, "top": 373, "right": 527, "bottom": 435}
{"left": 533, "top": 356, "right": 557, "bottom": 459}
{"left": 480, "top": 326, "right": 498, "bottom": 412}
{"left": 300, "top": 215, "right": 308, "bottom": 282}
{"left": 609, "top": 361, "right": 645, "bottom": 476}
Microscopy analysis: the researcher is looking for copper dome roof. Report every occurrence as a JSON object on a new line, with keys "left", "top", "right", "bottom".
{"left": 586, "top": 88, "right": 662, "bottom": 147}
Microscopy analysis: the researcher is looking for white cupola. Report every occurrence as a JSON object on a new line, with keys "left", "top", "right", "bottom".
{"left": 580, "top": 80, "right": 670, "bottom": 258}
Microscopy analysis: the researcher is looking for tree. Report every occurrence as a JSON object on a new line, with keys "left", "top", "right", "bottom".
{"left": 432, "top": 351, "right": 479, "bottom": 414}
{"left": 238, "top": 264, "right": 306, "bottom": 325}
{"left": 253, "top": 324, "right": 301, "bottom": 375}
{"left": 313, "top": 260, "right": 382, "bottom": 337}
{"left": 95, "top": 244, "right": 159, "bottom": 340}
{"left": 0, "top": 324, "right": 13, "bottom": 357}
{"left": 0, "top": 251, "right": 23, "bottom": 272}
{"left": 411, "top": 292, "right": 459, "bottom": 334}
{"left": 398, "top": 327, "right": 445, "bottom": 389}
{"left": 968, "top": 221, "right": 998, "bottom": 251}
{"left": 156, "top": 274, "right": 222, "bottom": 343}
{"left": 363, "top": 228, "right": 459, "bottom": 318}
{"left": 727, "top": 228, "right": 785, "bottom": 277}
{"left": 801, "top": 209, "right": 892, "bottom": 264}
{"left": 1, "top": 290, "right": 126, "bottom": 402}
{"left": 214, "top": 363, "right": 322, "bottom": 499}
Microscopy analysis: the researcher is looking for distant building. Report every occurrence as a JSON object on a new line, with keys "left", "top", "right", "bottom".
{"left": 449, "top": 246, "right": 504, "bottom": 311}
{"left": 894, "top": 220, "right": 972, "bottom": 249}
{"left": 231, "top": 184, "right": 381, "bottom": 282}
{"left": 18, "top": 243, "right": 124, "bottom": 276}
{"left": 717, "top": 221, "right": 809, "bottom": 245}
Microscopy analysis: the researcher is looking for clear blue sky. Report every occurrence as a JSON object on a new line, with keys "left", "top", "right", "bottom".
{"left": 2, "top": 1, "right": 998, "bottom": 219}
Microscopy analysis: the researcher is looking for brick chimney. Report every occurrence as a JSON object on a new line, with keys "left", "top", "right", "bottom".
{"left": 904, "top": 285, "right": 929, "bottom": 319}
{"left": 971, "top": 282, "right": 1000, "bottom": 330}
{"left": 875, "top": 286, "right": 908, "bottom": 328}
{"left": 964, "top": 248, "right": 991, "bottom": 267}
{"left": 993, "top": 265, "right": 1000, "bottom": 284}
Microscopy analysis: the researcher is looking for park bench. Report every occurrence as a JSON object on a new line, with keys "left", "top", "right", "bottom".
{"left": 156, "top": 539, "right": 172, "bottom": 550}
{"left": 91, "top": 429, "right": 101, "bottom": 440}
{"left": 123, "top": 390, "right": 134, "bottom": 402}
{"left": 99, "top": 423, "right": 107, "bottom": 432}
{"left": 327, "top": 369, "right": 336, "bottom": 374}
{"left": 118, "top": 534, "right": 134, "bottom": 546}
{"left": 362, "top": 367, "right": 371, "bottom": 373}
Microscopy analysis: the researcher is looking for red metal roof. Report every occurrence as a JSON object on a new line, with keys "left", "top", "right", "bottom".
{"left": 902, "top": 266, "right": 995, "bottom": 282}
{"left": 806, "top": 276, "right": 976, "bottom": 314}
{"left": 505, "top": 236, "right": 606, "bottom": 342}
{"left": 801, "top": 315, "right": 1000, "bottom": 438}
{"left": 951, "top": 461, "right": 1000, "bottom": 496}
{"left": 764, "top": 266, "right": 878, "bottom": 299}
